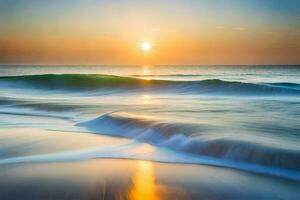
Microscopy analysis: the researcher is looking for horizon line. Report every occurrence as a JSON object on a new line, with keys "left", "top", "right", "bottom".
{"left": 0, "top": 64, "right": 299, "bottom": 67}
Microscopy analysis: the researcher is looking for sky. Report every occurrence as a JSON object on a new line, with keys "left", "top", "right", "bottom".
{"left": 0, "top": 0, "right": 299, "bottom": 65}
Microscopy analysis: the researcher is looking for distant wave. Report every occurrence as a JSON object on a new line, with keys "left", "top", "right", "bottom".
{"left": 266, "top": 82, "right": 300, "bottom": 89}
{"left": 133, "top": 74, "right": 205, "bottom": 77}
{"left": 0, "top": 74, "right": 169, "bottom": 90}
{"left": 1, "top": 74, "right": 300, "bottom": 95}
{"left": 77, "top": 112, "right": 300, "bottom": 171}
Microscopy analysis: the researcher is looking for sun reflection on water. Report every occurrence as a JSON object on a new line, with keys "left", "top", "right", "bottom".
{"left": 141, "top": 94, "right": 152, "bottom": 105}
{"left": 141, "top": 65, "right": 152, "bottom": 80}
{"left": 128, "top": 160, "right": 158, "bottom": 200}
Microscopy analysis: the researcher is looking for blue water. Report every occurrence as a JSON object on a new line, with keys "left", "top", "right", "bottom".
{"left": 0, "top": 65, "right": 300, "bottom": 180}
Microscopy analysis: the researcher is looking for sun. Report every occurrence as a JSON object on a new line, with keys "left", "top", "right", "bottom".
{"left": 141, "top": 42, "right": 152, "bottom": 52}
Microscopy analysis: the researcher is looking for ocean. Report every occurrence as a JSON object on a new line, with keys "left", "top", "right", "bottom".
{"left": 0, "top": 65, "right": 300, "bottom": 181}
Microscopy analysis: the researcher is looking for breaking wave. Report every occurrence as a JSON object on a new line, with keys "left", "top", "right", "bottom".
{"left": 77, "top": 112, "right": 300, "bottom": 171}
{"left": 0, "top": 74, "right": 300, "bottom": 95}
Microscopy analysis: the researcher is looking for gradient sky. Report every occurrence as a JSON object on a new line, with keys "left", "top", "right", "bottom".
{"left": 0, "top": 0, "right": 299, "bottom": 65}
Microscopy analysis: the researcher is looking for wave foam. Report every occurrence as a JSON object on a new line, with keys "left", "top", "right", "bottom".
{"left": 77, "top": 112, "right": 300, "bottom": 171}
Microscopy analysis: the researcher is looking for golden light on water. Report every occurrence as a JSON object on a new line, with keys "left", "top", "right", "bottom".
{"left": 142, "top": 65, "right": 151, "bottom": 76}
{"left": 142, "top": 94, "right": 150, "bottom": 99}
{"left": 128, "top": 160, "right": 158, "bottom": 200}
{"left": 141, "top": 94, "right": 152, "bottom": 105}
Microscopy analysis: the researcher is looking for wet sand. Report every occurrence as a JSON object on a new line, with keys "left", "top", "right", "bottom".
{"left": 0, "top": 128, "right": 299, "bottom": 200}
{"left": 1, "top": 159, "right": 300, "bottom": 200}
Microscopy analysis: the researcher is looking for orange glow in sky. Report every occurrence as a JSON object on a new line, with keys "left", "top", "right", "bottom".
{"left": 0, "top": 1, "right": 299, "bottom": 65}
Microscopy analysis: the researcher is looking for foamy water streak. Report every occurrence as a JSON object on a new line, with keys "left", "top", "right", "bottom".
{"left": 77, "top": 112, "right": 300, "bottom": 171}
{"left": 0, "top": 139, "right": 300, "bottom": 181}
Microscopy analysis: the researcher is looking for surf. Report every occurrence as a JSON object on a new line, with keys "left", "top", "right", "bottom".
{"left": 1, "top": 74, "right": 300, "bottom": 96}
{"left": 1, "top": 127, "right": 300, "bottom": 182}
{"left": 77, "top": 112, "right": 300, "bottom": 172}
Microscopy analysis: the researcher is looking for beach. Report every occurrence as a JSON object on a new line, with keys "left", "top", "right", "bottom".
{"left": 0, "top": 65, "right": 300, "bottom": 199}
{"left": 0, "top": 128, "right": 299, "bottom": 200}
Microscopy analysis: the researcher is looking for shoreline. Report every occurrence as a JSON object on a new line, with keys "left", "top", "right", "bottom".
{"left": 0, "top": 128, "right": 300, "bottom": 199}
{"left": 1, "top": 128, "right": 300, "bottom": 182}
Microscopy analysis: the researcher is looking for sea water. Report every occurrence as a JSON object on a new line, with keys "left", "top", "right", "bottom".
{"left": 0, "top": 65, "right": 300, "bottom": 180}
